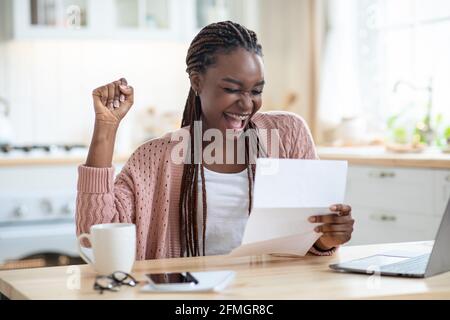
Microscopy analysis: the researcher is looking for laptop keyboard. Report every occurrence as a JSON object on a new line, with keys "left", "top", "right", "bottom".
{"left": 380, "top": 253, "right": 430, "bottom": 275}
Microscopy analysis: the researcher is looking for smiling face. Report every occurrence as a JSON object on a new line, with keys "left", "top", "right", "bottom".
{"left": 190, "top": 47, "right": 265, "bottom": 135}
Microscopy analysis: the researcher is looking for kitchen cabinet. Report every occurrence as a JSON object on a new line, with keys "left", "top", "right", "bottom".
{"left": 434, "top": 169, "right": 450, "bottom": 217}
{"left": 5, "top": 0, "right": 94, "bottom": 39}
{"left": 345, "top": 165, "right": 450, "bottom": 245}
{"left": 0, "top": 160, "right": 125, "bottom": 265}
{"left": 1, "top": 0, "right": 180, "bottom": 40}
{"left": 2, "top": 0, "right": 178, "bottom": 40}
{"left": 188, "top": 0, "right": 259, "bottom": 38}
{"left": 0, "top": 1, "right": 12, "bottom": 40}
{"left": 0, "top": 0, "right": 258, "bottom": 41}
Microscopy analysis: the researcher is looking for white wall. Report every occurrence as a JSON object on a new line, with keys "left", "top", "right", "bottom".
{"left": 258, "top": 0, "right": 315, "bottom": 123}
{"left": 0, "top": 1, "right": 317, "bottom": 153}
{"left": 1, "top": 39, "right": 190, "bottom": 152}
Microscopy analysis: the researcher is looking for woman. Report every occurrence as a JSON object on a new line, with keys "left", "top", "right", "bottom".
{"left": 76, "top": 21, "right": 354, "bottom": 260}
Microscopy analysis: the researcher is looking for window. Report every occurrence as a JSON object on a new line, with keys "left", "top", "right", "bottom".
{"left": 320, "top": 0, "right": 450, "bottom": 145}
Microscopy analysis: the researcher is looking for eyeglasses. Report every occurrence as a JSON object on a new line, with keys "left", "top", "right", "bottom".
{"left": 93, "top": 271, "right": 140, "bottom": 294}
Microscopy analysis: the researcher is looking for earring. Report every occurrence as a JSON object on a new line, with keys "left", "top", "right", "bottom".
{"left": 195, "top": 90, "right": 198, "bottom": 96}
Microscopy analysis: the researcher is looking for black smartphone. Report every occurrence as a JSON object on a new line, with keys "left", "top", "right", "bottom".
{"left": 146, "top": 272, "right": 199, "bottom": 285}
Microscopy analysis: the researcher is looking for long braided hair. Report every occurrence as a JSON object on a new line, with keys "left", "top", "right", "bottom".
{"left": 179, "top": 21, "right": 264, "bottom": 257}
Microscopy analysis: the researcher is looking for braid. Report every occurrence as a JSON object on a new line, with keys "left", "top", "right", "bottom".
{"left": 180, "top": 21, "right": 263, "bottom": 257}
{"left": 185, "top": 21, "right": 262, "bottom": 75}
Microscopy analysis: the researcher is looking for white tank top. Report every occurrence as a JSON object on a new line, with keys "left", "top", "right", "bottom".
{"left": 197, "top": 166, "right": 250, "bottom": 256}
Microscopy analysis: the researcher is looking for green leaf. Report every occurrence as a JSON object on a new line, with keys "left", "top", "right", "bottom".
{"left": 393, "top": 127, "right": 408, "bottom": 144}
{"left": 387, "top": 115, "right": 398, "bottom": 129}
{"left": 444, "top": 126, "right": 450, "bottom": 139}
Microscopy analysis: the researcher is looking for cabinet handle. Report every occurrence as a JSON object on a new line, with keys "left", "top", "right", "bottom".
{"left": 369, "top": 171, "right": 396, "bottom": 178}
{"left": 446, "top": 175, "right": 450, "bottom": 182}
{"left": 370, "top": 213, "right": 397, "bottom": 222}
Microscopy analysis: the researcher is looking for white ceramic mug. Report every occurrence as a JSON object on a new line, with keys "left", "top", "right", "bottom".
{"left": 77, "top": 223, "right": 136, "bottom": 275}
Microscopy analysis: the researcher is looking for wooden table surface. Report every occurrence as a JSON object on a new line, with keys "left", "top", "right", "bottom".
{"left": 1, "top": 241, "right": 449, "bottom": 300}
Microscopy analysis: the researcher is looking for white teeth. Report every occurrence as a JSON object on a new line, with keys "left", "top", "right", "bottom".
{"left": 225, "top": 112, "right": 250, "bottom": 121}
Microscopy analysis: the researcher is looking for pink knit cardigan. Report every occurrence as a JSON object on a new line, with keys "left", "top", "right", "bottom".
{"left": 76, "top": 111, "right": 336, "bottom": 260}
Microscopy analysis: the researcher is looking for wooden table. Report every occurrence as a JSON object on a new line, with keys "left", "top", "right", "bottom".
{"left": 1, "top": 241, "right": 449, "bottom": 300}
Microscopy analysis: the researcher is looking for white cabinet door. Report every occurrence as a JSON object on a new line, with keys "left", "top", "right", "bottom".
{"left": 4, "top": 0, "right": 261, "bottom": 41}
{"left": 109, "top": 0, "right": 181, "bottom": 40}
{"left": 348, "top": 204, "right": 442, "bottom": 245}
{"left": 11, "top": 0, "right": 96, "bottom": 39}
{"left": 0, "top": 0, "right": 13, "bottom": 40}
{"left": 182, "top": 0, "right": 260, "bottom": 41}
{"left": 345, "top": 165, "right": 434, "bottom": 216}
{"left": 434, "top": 169, "right": 450, "bottom": 217}
{"left": 345, "top": 165, "right": 442, "bottom": 245}
{"left": 6, "top": 0, "right": 183, "bottom": 40}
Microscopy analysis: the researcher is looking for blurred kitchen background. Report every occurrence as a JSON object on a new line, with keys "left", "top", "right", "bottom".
{"left": 0, "top": 0, "right": 449, "bottom": 270}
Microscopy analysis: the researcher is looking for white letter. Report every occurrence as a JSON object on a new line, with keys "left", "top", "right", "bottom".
{"left": 203, "top": 128, "right": 223, "bottom": 165}
{"left": 366, "top": 265, "right": 382, "bottom": 290}
{"left": 170, "top": 129, "right": 190, "bottom": 165}
{"left": 66, "top": 266, "right": 81, "bottom": 290}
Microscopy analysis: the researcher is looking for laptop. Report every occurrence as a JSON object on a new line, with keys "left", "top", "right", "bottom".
{"left": 329, "top": 197, "right": 450, "bottom": 278}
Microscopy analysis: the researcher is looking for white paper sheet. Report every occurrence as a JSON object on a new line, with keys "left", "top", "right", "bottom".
{"left": 229, "top": 159, "right": 348, "bottom": 257}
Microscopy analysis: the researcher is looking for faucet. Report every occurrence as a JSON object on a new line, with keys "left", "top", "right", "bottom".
{"left": 392, "top": 78, "right": 434, "bottom": 145}
{"left": 0, "top": 96, "right": 12, "bottom": 146}
{"left": 0, "top": 96, "right": 9, "bottom": 116}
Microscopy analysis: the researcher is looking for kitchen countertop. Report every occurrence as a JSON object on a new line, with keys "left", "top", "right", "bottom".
{"left": 317, "top": 146, "right": 450, "bottom": 169}
{"left": 0, "top": 154, "right": 130, "bottom": 166}
{"left": 1, "top": 241, "right": 448, "bottom": 300}
{"left": 1, "top": 147, "right": 449, "bottom": 169}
